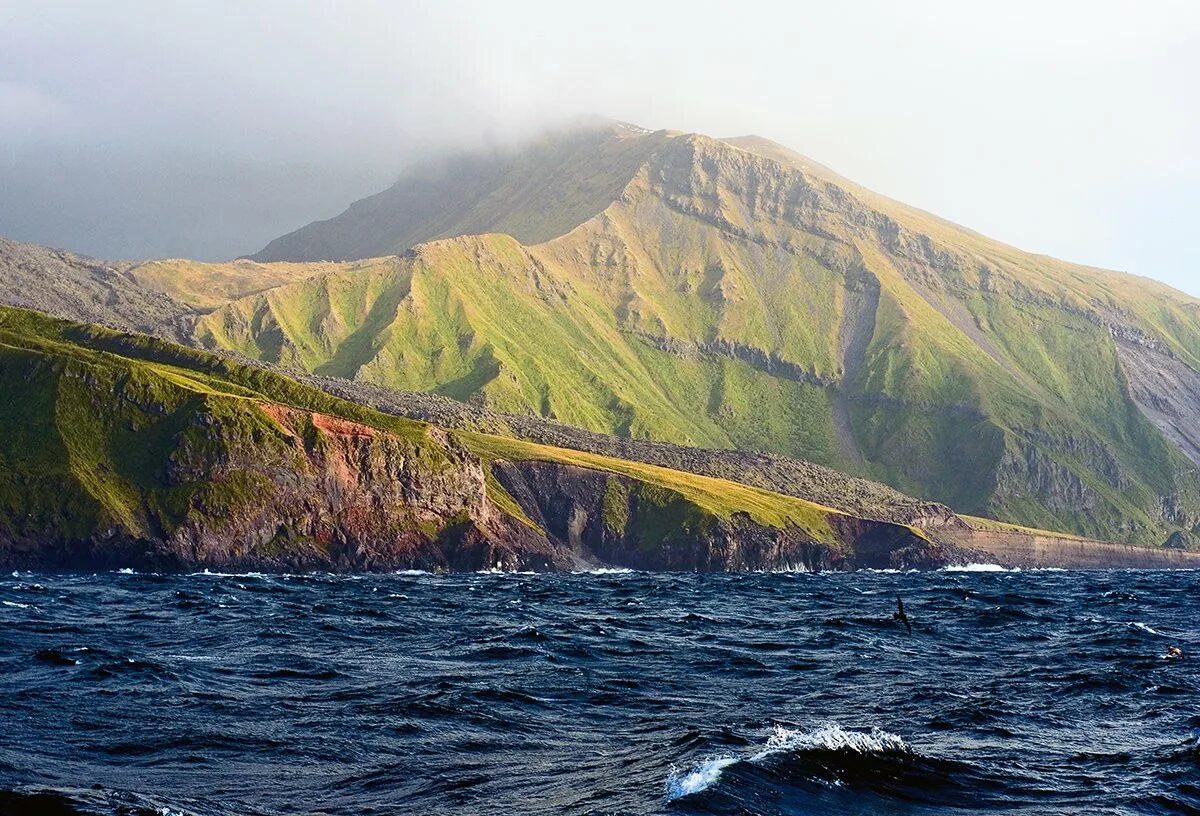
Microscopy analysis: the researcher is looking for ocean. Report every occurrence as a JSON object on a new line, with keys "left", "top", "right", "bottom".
{"left": 1, "top": 568, "right": 1197, "bottom": 815}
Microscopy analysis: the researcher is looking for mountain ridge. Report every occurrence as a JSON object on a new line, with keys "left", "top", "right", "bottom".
{"left": 181, "top": 124, "right": 1200, "bottom": 545}
{"left": 4, "top": 121, "right": 1200, "bottom": 549}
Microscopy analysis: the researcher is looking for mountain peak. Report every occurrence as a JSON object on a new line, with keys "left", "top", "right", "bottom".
{"left": 249, "top": 123, "right": 670, "bottom": 263}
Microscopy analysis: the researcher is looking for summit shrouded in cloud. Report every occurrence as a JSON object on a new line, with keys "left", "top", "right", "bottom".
{"left": 0, "top": 0, "right": 1197, "bottom": 293}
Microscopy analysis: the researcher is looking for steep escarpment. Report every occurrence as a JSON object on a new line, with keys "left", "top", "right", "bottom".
{"left": 0, "top": 309, "right": 552, "bottom": 571}
{"left": 490, "top": 460, "right": 942, "bottom": 571}
{"left": 942, "top": 520, "right": 1200, "bottom": 570}
{"left": 299, "top": 374, "right": 962, "bottom": 529}
{"left": 0, "top": 306, "right": 958, "bottom": 572}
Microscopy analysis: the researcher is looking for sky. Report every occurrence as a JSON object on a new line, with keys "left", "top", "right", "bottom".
{"left": 1, "top": 0, "right": 1197, "bottom": 293}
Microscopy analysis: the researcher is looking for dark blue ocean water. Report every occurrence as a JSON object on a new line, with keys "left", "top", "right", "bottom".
{"left": 1, "top": 568, "right": 1197, "bottom": 816}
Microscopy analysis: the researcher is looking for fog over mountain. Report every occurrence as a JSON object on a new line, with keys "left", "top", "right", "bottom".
{"left": 1, "top": 1, "right": 1197, "bottom": 293}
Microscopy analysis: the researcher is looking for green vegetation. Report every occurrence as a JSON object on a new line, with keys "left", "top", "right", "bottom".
{"left": 0, "top": 306, "right": 848, "bottom": 556}
{"left": 960, "top": 514, "right": 1089, "bottom": 541}
{"left": 126, "top": 257, "right": 348, "bottom": 312}
{"left": 171, "top": 124, "right": 1200, "bottom": 545}
{"left": 460, "top": 431, "right": 838, "bottom": 543}
{"left": 601, "top": 477, "right": 630, "bottom": 534}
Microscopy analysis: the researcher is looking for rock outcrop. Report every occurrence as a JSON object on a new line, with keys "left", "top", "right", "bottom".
{"left": 491, "top": 460, "right": 946, "bottom": 571}
{"left": 0, "top": 237, "right": 193, "bottom": 339}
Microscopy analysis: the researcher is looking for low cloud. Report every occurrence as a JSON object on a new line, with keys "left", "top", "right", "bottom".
{"left": 0, "top": 0, "right": 1196, "bottom": 292}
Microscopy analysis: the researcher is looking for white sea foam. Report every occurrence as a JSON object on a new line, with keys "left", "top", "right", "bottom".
{"left": 392, "top": 569, "right": 432, "bottom": 576}
{"left": 664, "top": 756, "right": 737, "bottom": 800}
{"left": 3, "top": 600, "right": 30, "bottom": 609}
{"left": 574, "top": 567, "right": 635, "bottom": 575}
{"left": 941, "top": 563, "right": 1010, "bottom": 572}
{"left": 753, "top": 724, "right": 910, "bottom": 760}
{"left": 1130, "top": 621, "right": 1165, "bottom": 636}
{"left": 116, "top": 568, "right": 135, "bottom": 574}
{"left": 772, "top": 563, "right": 812, "bottom": 573}
{"left": 664, "top": 723, "right": 910, "bottom": 801}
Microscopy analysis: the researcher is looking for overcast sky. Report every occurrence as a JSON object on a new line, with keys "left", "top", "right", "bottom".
{"left": 1, "top": 1, "right": 1197, "bottom": 293}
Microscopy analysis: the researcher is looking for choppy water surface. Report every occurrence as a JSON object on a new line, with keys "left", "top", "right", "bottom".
{"left": 1, "top": 568, "right": 1198, "bottom": 815}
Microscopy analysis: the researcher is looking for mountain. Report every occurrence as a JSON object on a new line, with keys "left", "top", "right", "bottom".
{"left": 1, "top": 304, "right": 979, "bottom": 571}
{"left": 0, "top": 237, "right": 193, "bottom": 338}
{"left": 162, "top": 123, "right": 1200, "bottom": 547}
{"left": 250, "top": 124, "right": 671, "bottom": 262}
{"left": 6, "top": 122, "right": 1200, "bottom": 550}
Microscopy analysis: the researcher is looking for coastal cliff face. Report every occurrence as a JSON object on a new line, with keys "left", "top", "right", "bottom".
{"left": 0, "top": 306, "right": 556, "bottom": 571}
{"left": 3, "top": 303, "right": 1199, "bottom": 572}
{"left": 940, "top": 526, "right": 1200, "bottom": 570}
{"left": 141, "top": 404, "right": 561, "bottom": 573}
{"left": 0, "top": 343, "right": 549, "bottom": 571}
{"left": 491, "top": 460, "right": 953, "bottom": 571}
{"left": 0, "top": 306, "right": 961, "bottom": 573}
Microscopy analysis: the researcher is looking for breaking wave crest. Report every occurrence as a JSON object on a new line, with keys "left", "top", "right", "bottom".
{"left": 666, "top": 724, "right": 914, "bottom": 801}
{"left": 753, "top": 724, "right": 910, "bottom": 758}
{"left": 665, "top": 756, "right": 738, "bottom": 800}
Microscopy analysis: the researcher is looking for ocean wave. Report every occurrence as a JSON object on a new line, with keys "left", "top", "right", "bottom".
{"left": 1130, "top": 621, "right": 1166, "bottom": 637}
{"left": 573, "top": 567, "right": 635, "bottom": 575}
{"left": 941, "top": 563, "right": 1010, "bottom": 572}
{"left": 753, "top": 724, "right": 910, "bottom": 759}
{"left": 187, "top": 569, "right": 270, "bottom": 578}
{"left": 665, "top": 755, "right": 737, "bottom": 799}
{"left": 665, "top": 723, "right": 912, "bottom": 801}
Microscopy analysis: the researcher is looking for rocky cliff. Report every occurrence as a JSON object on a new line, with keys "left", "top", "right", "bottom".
{"left": 0, "top": 306, "right": 958, "bottom": 572}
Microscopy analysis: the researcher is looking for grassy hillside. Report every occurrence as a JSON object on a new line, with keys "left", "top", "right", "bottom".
{"left": 126, "top": 257, "right": 345, "bottom": 312}
{"left": 167, "top": 125, "right": 1200, "bottom": 546}
{"left": 0, "top": 306, "right": 878, "bottom": 569}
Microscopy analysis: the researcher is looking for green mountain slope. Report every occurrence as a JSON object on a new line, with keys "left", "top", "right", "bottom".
{"left": 178, "top": 124, "right": 1200, "bottom": 546}
{"left": 1, "top": 305, "right": 950, "bottom": 571}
